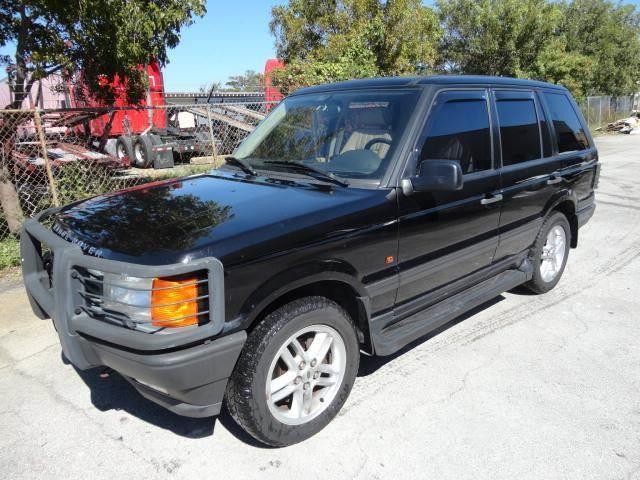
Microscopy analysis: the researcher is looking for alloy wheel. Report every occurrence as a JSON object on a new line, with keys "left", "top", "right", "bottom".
{"left": 266, "top": 324, "right": 346, "bottom": 426}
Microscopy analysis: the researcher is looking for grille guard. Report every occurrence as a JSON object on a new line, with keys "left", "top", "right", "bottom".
{"left": 21, "top": 207, "right": 226, "bottom": 369}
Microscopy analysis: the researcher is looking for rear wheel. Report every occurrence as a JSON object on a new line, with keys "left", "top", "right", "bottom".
{"left": 226, "top": 296, "right": 359, "bottom": 447}
{"left": 524, "top": 211, "right": 571, "bottom": 294}
{"left": 133, "top": 135, "right": 159, "bottom": 168}
{"left": 115, "top": 135, "right": 134, "bottom": 164}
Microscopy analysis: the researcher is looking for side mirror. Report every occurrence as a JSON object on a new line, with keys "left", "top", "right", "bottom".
{"left": 401, "top": 159, "right": 464, "bottom": 196}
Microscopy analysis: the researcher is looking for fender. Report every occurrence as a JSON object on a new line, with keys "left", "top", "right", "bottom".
{"left": 542, "top": 188, "right": 579, "bottom": 247}
{"left": 233, "top": 259, "right": 367, "bottom": 330}
{"left": 542, "top": 188, "right": 578, "bottom": 218}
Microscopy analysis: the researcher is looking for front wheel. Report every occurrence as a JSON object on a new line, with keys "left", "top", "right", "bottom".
{"left": 225, "top": 296, "right": 360, "bottom": 447}
{"left": 524, "top": 211, "right": 571, "bottom": 294}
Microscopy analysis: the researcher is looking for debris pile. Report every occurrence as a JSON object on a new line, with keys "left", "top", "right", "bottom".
{"left": 598, "top": 111, "right": 640, "bottom": 134}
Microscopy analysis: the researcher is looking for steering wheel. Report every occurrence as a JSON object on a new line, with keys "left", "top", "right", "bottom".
{"left": 364, "top": 137, "right": 392, "bottom": 151}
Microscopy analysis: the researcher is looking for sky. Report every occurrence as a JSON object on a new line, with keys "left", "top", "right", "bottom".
{"left": 163, "top": 1, "right": 286, "bottom": 91}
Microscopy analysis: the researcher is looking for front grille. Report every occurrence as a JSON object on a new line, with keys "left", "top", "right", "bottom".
{"left": 74, "top": 268, "right": 210, "bottom": 331}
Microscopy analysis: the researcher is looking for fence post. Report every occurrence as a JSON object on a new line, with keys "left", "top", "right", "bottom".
{"left": 33, "top": 109, "right": 60, "bottom": 207}
{"left": 204, "top": 105, "right": 219, "bottom": 164}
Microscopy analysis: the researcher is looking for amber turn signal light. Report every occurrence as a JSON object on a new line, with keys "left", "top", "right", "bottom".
{"left": 151, "top": 276, "right": 200, "bottom": 328}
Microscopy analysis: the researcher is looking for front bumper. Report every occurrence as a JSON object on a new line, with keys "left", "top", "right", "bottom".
{"left": 21, "top": 209, "right": 245, "bottom": 418}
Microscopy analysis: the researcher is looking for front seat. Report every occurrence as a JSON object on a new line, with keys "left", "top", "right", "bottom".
{"left": 339, "top": 108, "right": 392, "bottom": 159}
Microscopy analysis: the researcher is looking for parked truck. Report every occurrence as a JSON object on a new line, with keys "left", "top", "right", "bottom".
{"left": 68, "top": 62, "right": 214, "bottom": 169}
{"left": 22, "top": 75, "right": 598, "bottom": 446}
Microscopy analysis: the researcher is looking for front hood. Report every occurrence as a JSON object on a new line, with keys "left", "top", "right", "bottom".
{"left": 52, "top": 172, "right": 392, "bottom": 265}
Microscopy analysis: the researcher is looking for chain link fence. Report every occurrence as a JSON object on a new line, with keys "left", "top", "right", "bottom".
{"left": 579, "top": 95, "right": 639, "bottom": 130}
{"left": 0, "top": 101, "right": 277, "bottom": 267}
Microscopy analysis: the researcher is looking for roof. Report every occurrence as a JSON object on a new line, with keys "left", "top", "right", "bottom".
{"left": 291, "top": 75, "right": 567, "bottom": 96}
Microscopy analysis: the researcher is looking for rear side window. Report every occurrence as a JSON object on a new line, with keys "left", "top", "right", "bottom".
{"left": 543, "top": 92, "right": 589, "bottom": 152}
{"left": 419, "top": 92, "right": 492, "bottom": 174}
{"left": 496, "top": 98, "right": 541, "bottom": 165}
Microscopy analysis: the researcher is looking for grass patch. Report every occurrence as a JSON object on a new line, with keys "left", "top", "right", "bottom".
{"left": 0, "top": 237, "right": 20, "bottom": 271}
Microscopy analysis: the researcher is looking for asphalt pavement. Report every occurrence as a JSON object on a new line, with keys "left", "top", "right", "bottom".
{"left": 1, "top": 134, "right": 639, "bottom": 479}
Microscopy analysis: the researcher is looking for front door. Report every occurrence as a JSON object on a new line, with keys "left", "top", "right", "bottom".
{"left": 396, "top": 89, "right": 501, "bottom": 307}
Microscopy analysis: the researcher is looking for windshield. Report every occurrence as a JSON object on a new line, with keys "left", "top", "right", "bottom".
{"left": 234, "top": 89, "right": 421, "bottom": 183}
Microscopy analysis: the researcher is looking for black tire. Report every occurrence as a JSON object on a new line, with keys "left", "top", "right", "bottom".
{"left": 132, "top": 135, "right": 156, "bottom": 168}
{"left": 226, "top": 296, "right": 360, "bottom": 447}
{"left": 524, "top": 211, "right": 571, "bottom": 294}
{"left": 115, "top": 135, "right": 134, "bottom": 164}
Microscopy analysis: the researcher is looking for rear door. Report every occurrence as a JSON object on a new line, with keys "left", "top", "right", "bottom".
{"left": 492, "top": 89, "right": 558, "bottom": 260}
{"left": 493, "top": 89, "right": 594, "bottom": 260}
{"left": 396, "top": 89, "right": 501, "bottom": 306}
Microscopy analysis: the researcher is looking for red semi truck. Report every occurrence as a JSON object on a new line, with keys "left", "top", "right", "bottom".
{"left": 66, "top": 59, "right": 285, "bottom": 169}
{"left": 69, "top": 62, "right": 213, "bottom": 169}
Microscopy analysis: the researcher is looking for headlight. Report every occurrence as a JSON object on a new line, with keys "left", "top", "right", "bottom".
{"left": 97, "top": 272, "right": 205, "bottom": 331}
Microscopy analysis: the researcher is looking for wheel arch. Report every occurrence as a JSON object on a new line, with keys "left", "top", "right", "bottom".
{"left": 238, "top": 263, "right": 373, "bottom": 354}
{"left": 544, "top": 193, "right": 579, "bottom": 248}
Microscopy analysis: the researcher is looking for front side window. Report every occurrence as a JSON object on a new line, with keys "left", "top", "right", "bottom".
{"left": 496, "top": 97, "right": 541, "bottom": 165}
{"left": 418, "top": 92, "right": 492, "bottom": 174}
{"left": 234, "top": 89, "right": 420, "bottom": 182}
{"left": 543, "top": 92, "right": 590, "bottom": 153}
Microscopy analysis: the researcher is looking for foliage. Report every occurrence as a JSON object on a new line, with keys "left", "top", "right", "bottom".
{"left": 225, "top": 70, "right": 264, "bottom": 91}
{"left": 436, "top": 0, "right": 640, "bottom": 98}
{"left": 560, "top": 0, "right": 640, "bottom": 96}
{"left": 271, "top": 0, "right": 640, "bottom": 98}
{"left": 0, "top": 1, "right": 206, "bottom": 107}
{"left": 269, "top": 0, "right": 441, "bottom": 94}
{"left": 436, "top": 0, "right": 563, "bottom": 76}
{"left": 0, "top": 237, "right": 20, "bottom": 271}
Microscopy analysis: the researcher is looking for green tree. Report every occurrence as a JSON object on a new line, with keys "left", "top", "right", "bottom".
{"left": 437, "top": 0, "right": 564, "bottom": 77}
{"left": 560, "top": 0, "right": 640, "bottom": 96}
{"left": 436, "top": 0, "right": 640, "bottom": 98}
{"left": 1, "top": 1, "right": 206, "bottom": 107}
{"left": 0, "top": 0, "right": 205, "bottom": 234}
{"left": 269, "top": 0, "right": 441, "bottom": 94}
{"left": 225, "top": 70, "right": 264, "bottom": 91}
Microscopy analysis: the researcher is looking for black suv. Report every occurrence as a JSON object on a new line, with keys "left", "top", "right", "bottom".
{"left": 21, "top": 76, "right": 598, "bottom": 446}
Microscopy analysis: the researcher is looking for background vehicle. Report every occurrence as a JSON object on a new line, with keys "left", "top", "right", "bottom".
{"left": 21, "top": 76, "right": 598, "bottom": 447}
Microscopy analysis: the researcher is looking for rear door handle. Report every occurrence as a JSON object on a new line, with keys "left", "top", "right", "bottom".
{"left": 547, "top": 176, "right": 563, "bottom": 185}
{"left": 480, "top": 193, "right": 503, "bottom": 205}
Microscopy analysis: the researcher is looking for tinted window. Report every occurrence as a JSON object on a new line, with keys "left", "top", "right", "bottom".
{"left": 543, "top": 92, "right": 589, "bottom": 153}
{"left": 496, "top": 99, "right": 541, "bottom": 165}
{"left": 419, "top": 95, "right": 491, "bottom": 174}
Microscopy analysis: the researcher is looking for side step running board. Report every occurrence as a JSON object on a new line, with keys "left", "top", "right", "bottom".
{"left": 371, "top": 262, "right": 533, "bottom": 356}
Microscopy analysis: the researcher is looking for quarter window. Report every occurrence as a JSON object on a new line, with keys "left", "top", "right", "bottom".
{"left": 419, "top": 93, "right": 492, "bottom": 174}
{"left": 543, "top": 92, "right": 589, "bottom": 153}
{"left": 496, "top": 98, "right": 541, "bottom": 165}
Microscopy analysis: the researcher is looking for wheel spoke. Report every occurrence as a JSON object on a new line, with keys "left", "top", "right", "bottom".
{"left": 316, "top": 375, "right": 337, "bottom": 388}
{"left": 290, "top": 388, "right": 304, "bottom": 418}
{"left": 290, "top": 338, "right": 309, "bottom": 362}
{"left": 270, "top": 370, "right": 297, "bottom": 396}
{"left": 317, "top": 363, "right": 338, "bottom": 375}
{"left": 271, "top": 382, "right": 297, "bottom": 403}
{"left": 279, "top": 347, "right": 297, "bottom": 370}
{"left": 308, "top": 332, "right": 333, "bottom": 361}
{"left": 302, "top": 388, "right": 313, "bottom": 414}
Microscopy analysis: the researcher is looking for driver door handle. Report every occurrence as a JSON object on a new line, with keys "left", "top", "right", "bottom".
{"left": 480, "top": 193, "right": 503, "bottom": 205}
{"left": 547, "top": 176, "right": 563, "bottom": 185}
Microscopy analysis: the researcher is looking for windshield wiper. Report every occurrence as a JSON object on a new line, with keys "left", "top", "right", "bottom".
{"left": 225, "top": 156, "right": 257, "bottom": 176}
{"left": 263, "top": 161, "right": 349, "bottom": 187}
